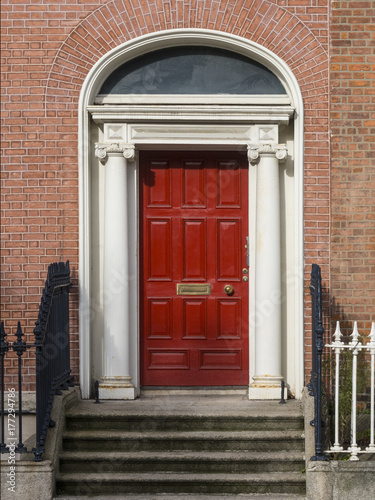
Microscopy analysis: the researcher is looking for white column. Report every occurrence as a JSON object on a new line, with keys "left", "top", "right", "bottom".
{"left": 95, "top": 143, "right": 136, "bottom": 399}
{"left": 248, "top": 143, "right": 287, "bottom": 400}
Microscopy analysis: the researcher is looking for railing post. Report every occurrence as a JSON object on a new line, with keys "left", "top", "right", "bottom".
{"left": 309, "top": 264, "right": 327, "bottom": 461}
{"left": 366, "top": 322, "right": 375, "bottom": 452}
{"left": 12, "top": 322, "right": 28, "bottom": 453}
{"left": 33, "top": 337, "right": 44, "bottom": 462}
{"left": 330, "top": 321, "right": 344, "bottom": 452}
{"left": 279, "top": 380, "right": 286, "bottom": 404}
{"left": 312, "top": 310, "right": 326, "bottom": 461}
{"left": 348, "top": 322, "right": 362, "bottom": 461}
{"left": 1, "top": 322, "right": 9, "bottom": 454}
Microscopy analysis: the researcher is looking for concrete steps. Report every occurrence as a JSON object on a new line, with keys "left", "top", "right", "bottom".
{"left": 55, "top": 397, "right": 306, "bottom": 497}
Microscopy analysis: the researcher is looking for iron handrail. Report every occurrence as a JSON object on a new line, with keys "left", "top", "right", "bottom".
{"left": 0, "top": 261, "right": 73, "bottom": 462}
{"left": 308, "top": 263, "right": 327, "bottom": 461}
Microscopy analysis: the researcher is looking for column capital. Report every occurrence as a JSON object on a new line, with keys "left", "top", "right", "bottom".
{"left": 95, "top": 142, "right": 136, "bottom": 162}
{"left": 247, "top": 143, "right": 288, "bottom": 163}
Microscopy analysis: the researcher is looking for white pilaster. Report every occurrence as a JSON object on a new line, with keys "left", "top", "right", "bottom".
{"left": 95, "top": 143, "right": 136, "bottom": 399}
{"left": 248, "top": 143, "right": 287, "bottom": 400}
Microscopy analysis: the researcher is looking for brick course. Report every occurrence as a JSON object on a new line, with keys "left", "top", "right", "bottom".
{"left": 330, "top": 0, "right": 375, "bottom": 337}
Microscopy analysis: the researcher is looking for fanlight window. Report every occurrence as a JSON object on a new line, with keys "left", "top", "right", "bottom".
{"left": 98, "top": 46, "right": 287, "bottom": 95}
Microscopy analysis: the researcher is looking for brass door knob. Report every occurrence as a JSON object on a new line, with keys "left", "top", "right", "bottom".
{"left": 224, "top": 284, "right": 234, "bottom": 296}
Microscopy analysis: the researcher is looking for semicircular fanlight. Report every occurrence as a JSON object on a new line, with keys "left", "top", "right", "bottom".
{"left": 99, "top": 46, "right": 287, "bottom": 95}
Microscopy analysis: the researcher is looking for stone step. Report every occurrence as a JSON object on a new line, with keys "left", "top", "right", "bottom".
{"left": 54, "top": 495, "right": 307, "bottom": 499}
{"left": 56, "top": 472, "right": 306, "bottom": 496}
{"left": 65, "top": 414, "right": 304, "bottom": 432}
{"left": 59, "top": 450, "right": 305, "bottom": 474}
{"left": 58, "top": 399, "right": 306, "bottom": 497}
{"left": 62, "top": 429, "right": 304, "bottom": 453}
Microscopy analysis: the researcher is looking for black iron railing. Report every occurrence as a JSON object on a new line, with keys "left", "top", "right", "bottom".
{"left": 1, "top": 322, "right": 31, "bottom": 455}
{"left": 308, "top": 263, "right": 327, "bottom": 461}
{"left": 0, "top": 261, "right": 73, "bottom": 462}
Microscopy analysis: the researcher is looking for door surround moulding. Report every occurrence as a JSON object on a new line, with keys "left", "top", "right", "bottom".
{"left": 78, "top": 29, "right": 304, "bottom": 399}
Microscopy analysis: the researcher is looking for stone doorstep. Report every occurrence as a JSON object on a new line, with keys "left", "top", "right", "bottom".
{"left": 64, "top": 414, "right": 304, "bottom": 434}
{"left": 141, "top": 388, "right": 249, "bottom": 396}
{"left": 65, "top": 396, "right": 303, "bottom": 418}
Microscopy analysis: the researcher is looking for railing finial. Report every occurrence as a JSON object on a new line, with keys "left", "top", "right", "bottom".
{"left": 369, "top": 322, "right": 375, "bottom": 344}
{"left": 333, "top": 321, "right": 343, "bottom": 345}
{"left": 350, "top": 321, "right": 361, "bottom": 347}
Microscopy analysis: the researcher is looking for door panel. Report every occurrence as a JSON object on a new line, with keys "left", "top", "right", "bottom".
{"left": 148, "top": 299, "right": 172, "bottom": 339}
{"left": 182, "top": 161, "right": 206, "bottom": 207}
{"left": 217, "top": 160, "right": 241, "bottom": 207}
{"left": 217, "top": 220, "right": 241, "bottom": 280}
{"left": 148, "top": 219, "right": 172, "bottom": 280}
{"left": 140, "top": 151, "right": 249, "bottom": 386}
{"left": 183, "top": 299, "right": 207, "bottom": 339}
{"left": 217, "top": 299, "right": 242, "bottom": 339}
{"left": 146, "top": 160, "right": 172, "bottom": 207}
{"left": 183, "top": 219, "right": 207, "bottom": 280}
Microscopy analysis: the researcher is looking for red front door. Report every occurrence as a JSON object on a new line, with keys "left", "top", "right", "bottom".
{"left": 140, "top": 151, "right": 249, "bottom": 386}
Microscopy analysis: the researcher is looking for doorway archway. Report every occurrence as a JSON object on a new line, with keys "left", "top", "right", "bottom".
{"left": 78, "top": 29, "right": 304, "bottom": 400}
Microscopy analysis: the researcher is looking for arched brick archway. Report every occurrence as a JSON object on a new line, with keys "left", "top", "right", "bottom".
{"left": 45, "top": 0, "right": 328, "bottom": 109}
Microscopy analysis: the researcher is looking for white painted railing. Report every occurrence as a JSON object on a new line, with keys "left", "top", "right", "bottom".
{"left": 326, "top": 321, "right": 375, "bottom": 461}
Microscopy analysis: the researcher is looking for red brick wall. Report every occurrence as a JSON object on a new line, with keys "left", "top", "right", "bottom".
{"left": 1, "top": 0, "right": 330, "bottom": 390}
{"left": 330, "top": 1, "right": 375, "bottom": 339}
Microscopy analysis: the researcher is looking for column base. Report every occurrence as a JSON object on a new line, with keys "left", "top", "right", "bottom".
{"left": 99, "top": 377, "right": 137, "bottom": 400}
{"left": 248, "top": 375, "right": 283, "bottom": 400}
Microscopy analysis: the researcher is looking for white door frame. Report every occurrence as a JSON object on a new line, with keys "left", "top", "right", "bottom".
{"left": 78, "top": 29, "right": 304, "bottom": 399}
